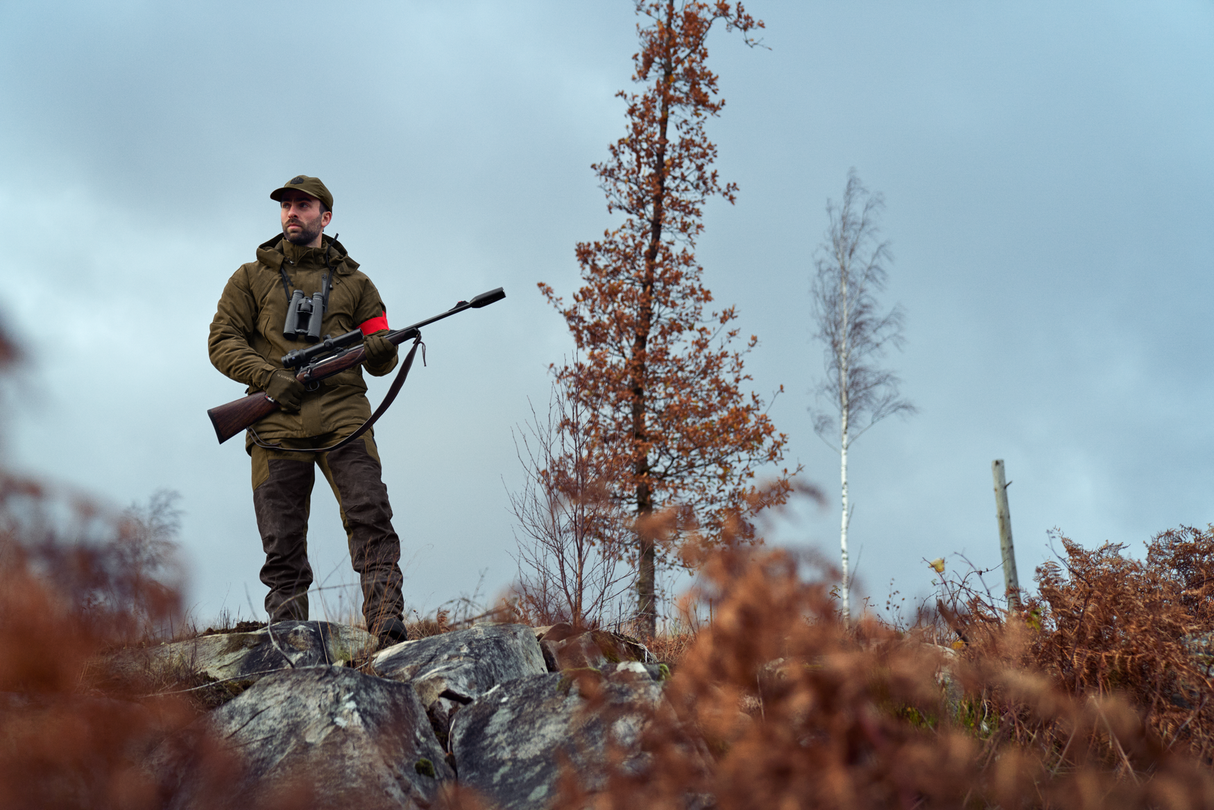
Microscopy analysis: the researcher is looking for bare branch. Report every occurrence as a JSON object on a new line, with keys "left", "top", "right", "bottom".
{"left": 506, "top": 375, "right": 634, "bottom": 628}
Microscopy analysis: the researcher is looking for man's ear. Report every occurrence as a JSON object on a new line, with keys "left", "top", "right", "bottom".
{"left": 321, "top": 210, "right": 333, "bottom": 228}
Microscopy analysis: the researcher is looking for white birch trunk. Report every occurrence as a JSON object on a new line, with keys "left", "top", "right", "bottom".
{"left": 838, "top": 260, "right": 851, "bottom": 623}
{"left": 812, "top": 171, "right": 911, "bottom": 626}
{"left": 840, "top": 412, "right": 850, "bottom": 622}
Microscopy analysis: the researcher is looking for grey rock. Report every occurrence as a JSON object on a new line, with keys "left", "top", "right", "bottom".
{"left": 373, "top": 623, "right": 547, "bottom": 744}
{"left": 450, "top": 669, "right": 663, "bottom": 810}
{"left": 114, "top": 621, "right": 376, "bottom": 696}
{"left": 156, "top": 665, "right": 453, "bottom": 810}
{"left": 600, "top": 660, "right": 667, "bottom": 682}
{"left": 537, "top": 625, "right": 653, "bottom": 673}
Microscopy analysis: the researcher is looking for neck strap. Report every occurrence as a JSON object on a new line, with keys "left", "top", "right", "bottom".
{"left": 278, "top": 234, "right": 338, "bottom": 312}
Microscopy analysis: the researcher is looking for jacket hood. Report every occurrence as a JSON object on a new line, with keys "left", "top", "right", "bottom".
{"left": 255, "top": 234, "right": 359, "bottom": 274}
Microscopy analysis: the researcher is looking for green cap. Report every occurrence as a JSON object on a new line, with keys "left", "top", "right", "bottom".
{"left": 270, "top": 175, "right": 333, "bottom": 211}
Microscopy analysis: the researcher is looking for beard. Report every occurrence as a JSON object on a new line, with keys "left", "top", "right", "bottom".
{"left": 283, "top": 217, "right": 324, "bottom": 246}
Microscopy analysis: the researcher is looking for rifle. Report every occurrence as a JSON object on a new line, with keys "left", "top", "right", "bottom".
{"left": 207, "top": 287, "right": 505, "bottom": 444}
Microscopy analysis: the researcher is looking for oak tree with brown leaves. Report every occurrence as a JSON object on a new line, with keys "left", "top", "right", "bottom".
{"left": 540, "top": 0, "right": 794, "bottom": 638}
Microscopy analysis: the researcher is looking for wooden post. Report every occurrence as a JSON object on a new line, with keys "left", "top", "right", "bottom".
{"left": 992, "top": 460, "right": 1021, "bottom": 609}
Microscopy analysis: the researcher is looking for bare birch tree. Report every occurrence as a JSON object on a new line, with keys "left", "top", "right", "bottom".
{"left": 810, "top": 169, "right": 916, "bottom": 622}
{"left": 508, "top": 378, "right": 632, "bottom": 628}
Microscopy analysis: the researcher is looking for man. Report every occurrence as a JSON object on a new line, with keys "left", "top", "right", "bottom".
{"left": 208, "top": 175, "right": 408, "bottom": 646}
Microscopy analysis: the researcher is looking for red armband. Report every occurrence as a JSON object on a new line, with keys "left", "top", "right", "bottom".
{"left": 359, "top": 310, "right": 389, "bottom": 335}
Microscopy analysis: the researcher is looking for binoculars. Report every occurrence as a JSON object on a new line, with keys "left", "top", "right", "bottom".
{"left": 283, "top": 289, "right": 325, "bottom": 342}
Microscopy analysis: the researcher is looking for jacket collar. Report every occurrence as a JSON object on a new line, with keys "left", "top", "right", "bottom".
{"left": 255, "top": 234, "right": 358, "bottom": 274}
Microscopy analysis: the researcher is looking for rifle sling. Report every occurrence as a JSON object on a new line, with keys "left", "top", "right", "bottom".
{"left": 249, "top": 335, "right": 424, "bottom": 455}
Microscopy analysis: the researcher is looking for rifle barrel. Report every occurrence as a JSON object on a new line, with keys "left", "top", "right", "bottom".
{"left": 211, "top": 286, "right": 506, "bottom": 444}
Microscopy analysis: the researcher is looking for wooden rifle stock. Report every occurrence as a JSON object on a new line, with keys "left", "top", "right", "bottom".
{"left": 207, "top": 287, "right": 504, "bottom": 444}
{"left": 207, "top": 392, "right": 282, "bottom": 445}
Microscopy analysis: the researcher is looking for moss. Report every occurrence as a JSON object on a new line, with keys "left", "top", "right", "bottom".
{"left": 955, "top": 697, "right": 998, "bottom": 739}
{"left": 168, "top": 671, "right": 252, "bottom": 712}
{"left": 591, "top": 631, "right": 623, "bottom": 663}
{"left": 414, "top": 758, "right": 436, "bottom": 778}
{"left": 896, "top": 704, "right": 938, "bottom": 730}
{"left": 658, "top": 663, "right": 671, "bottom": 681}
{"left": 219, "top": 633, "right": 263, "bottom": 656}
{"left": 317, "top": 624, "right": 367, "bottom": 665}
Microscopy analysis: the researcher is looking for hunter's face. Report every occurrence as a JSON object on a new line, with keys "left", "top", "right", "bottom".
{"left": 280, "top": 191, "right": 331, "bottom": 248}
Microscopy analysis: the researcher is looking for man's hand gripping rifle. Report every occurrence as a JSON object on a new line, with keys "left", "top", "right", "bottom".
{"left": 207, "top": 287, "right": 506, "bottom": 444}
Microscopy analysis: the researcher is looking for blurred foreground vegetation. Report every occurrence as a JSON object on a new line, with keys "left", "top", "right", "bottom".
{"left": 2, "top": 321, "right": 1214, "bottom": 808}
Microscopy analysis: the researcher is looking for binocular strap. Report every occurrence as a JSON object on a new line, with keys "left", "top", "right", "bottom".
{"left": 249, "top": 335, "right": 425, "bottom": 455}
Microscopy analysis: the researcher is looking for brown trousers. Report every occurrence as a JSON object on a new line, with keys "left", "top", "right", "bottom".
{"left": 251, "top": 432, "right": 404, "bottom": 634}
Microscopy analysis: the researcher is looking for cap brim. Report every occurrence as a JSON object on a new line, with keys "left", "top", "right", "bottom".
{"left": 270, "top": 187, "right": 321, "bottom": 202}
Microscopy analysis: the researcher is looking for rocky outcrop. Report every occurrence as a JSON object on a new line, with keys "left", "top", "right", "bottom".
{"left": 451, "top": 667, "right": 663, "bottom": 810}
{"left": 536, "top": 623, "right": 652, "bottom": 672}
{"left": 143, "top": 621, "right": 663, "bottom": 810}
{"left": 153, "top": 665, "right": 453, "bottom": 810}
{"left": 374, "top": 623, "right": 548, "bottom": 745}
{"left": 107, "top": 621, "right": 376, "bottom": 699}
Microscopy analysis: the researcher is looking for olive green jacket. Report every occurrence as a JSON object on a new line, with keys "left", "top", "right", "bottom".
{"left": 208, "top": 234, "right": 398, "bottom": 446}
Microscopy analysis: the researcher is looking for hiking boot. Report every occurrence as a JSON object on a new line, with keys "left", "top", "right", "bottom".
{"left": 376, "top": 617, "right": 409, "bottom": 648}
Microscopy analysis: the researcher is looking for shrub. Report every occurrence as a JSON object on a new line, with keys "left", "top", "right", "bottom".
{"left": 549, "top": 530, "right": 1214, "bottom": 809}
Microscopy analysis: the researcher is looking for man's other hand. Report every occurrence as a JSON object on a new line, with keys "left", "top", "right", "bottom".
{"left": 266, "top": 369, "right": 304, "bottom": 412}
{"left": 363, "top": 331, "right": 398, "bottom": 370}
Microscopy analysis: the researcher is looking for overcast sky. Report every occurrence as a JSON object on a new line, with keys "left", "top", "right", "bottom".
{"left": 2, "top": 1, "right": 1212, "bottom": 627}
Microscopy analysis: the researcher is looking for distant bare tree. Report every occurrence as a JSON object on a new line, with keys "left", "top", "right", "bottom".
{"left": 119, "top": 489, "right": 182, "bottom": 577}
{"left": 507, "top": 378, "right": 632, "bottom": 628}
{"left": 115, "top": 488, "right": 184, "bottom": 634}
{"left": 810, "top": 169, "right": 916, "bottom": 622}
